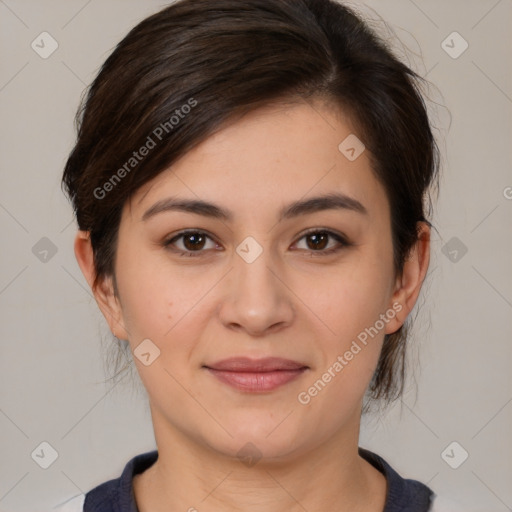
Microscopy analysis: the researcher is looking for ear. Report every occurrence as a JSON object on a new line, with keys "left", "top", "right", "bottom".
{"left": 385, "top": 222, "right": 431, "bottom": 334}
{"left": 74, "top": 230, "right": 129, "bottom": 340}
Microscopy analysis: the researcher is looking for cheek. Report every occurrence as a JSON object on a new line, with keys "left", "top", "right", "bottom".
{"left": 297, "top": 274, "right": 388, "bottom": 419}
{"left": 117, "top": 265, "right": 172, "bottom": 339}
{"left": 313, "top": 257, "right": 394, "bottom": 339}
{"left": 299, "top": 248, "right": 393, "bottom": 405}
{"left": 115, "top": 250, "right": 218, "bottom": 351}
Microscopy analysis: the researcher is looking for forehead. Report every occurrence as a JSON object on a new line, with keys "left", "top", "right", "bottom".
{"left": 130, "top": 100, "right": 388, "bottom": 221}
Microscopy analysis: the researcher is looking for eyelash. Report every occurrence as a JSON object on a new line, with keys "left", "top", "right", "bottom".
{"left": 163, "top": 228, "right": 351, "bottom": 258}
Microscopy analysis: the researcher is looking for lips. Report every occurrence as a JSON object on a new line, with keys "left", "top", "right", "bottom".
{"left": 203, "top": 357, "right": 308, "bottom": 392}
{"left": 206, "top": 357, "right": 307, "bottom": 372}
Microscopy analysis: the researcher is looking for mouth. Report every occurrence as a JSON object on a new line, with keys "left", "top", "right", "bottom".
{"left": 203, "top": 357, "right": 309, "bottom": 392}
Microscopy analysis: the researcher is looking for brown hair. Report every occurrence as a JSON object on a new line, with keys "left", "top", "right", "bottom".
{"left": 62, "top": 0, "right": 439, "bottom": 405}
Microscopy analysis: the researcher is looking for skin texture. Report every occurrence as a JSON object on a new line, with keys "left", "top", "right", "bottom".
{"left": 75, "top": 99, "right": 430, "bottom": 512}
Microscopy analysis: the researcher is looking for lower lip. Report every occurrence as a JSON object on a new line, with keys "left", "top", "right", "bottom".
{"left": 205, "top": 368, "right": 307, "bottom": 392}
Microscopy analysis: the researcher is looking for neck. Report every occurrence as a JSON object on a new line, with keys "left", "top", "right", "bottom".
{"left": 134, "top": 404, "right": 387, "bottom": 512}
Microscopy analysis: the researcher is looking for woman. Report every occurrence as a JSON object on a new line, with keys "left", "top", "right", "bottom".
{"left": 55, "top": 0, "right": 458, "bottom": 510}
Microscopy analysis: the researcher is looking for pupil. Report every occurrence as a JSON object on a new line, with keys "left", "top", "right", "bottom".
{"left": 309, "top": 232, "right": 327, "bottom": 250}
{"left": 185, "top": 233, "right": 204, "bottom": 250}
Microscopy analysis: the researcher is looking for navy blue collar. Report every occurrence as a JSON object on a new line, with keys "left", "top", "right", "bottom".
{"left": 84, "top": 448, "right": 433, "bottom": 511}
{"left": 358, "top": 447, "right": 433, "bottom": 511}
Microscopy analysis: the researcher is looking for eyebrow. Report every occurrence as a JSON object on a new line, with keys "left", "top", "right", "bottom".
{"left": 141, "top": 192, "right": 368, "bottom": 222}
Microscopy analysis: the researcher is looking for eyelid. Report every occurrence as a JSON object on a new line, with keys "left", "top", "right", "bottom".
{"left": 291, "top": 228, "right": 350, "bottom": 255}
{"left": 164, "top": 229, "right": 221, "bottom": 254}
{"left": 166, "top": 228, "right": 218, "bottom": 241}
{"left": 296, "top": 227, "right": 350, "bottom": 245}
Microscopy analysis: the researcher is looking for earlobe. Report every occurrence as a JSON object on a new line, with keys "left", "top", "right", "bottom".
{"left": 73, "top": 230, "right": 129, "bottom": 340}
{"left": 385, "top": 222, "right": 431, "bottom": 334}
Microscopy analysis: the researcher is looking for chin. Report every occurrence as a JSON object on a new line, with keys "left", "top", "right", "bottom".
{"left": 202, "top": 419, "right": 309, "bottom": 465}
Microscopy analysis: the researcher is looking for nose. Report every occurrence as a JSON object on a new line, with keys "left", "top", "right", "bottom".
{"left": 217, "top": 241, "right": 295, "bottom": 337}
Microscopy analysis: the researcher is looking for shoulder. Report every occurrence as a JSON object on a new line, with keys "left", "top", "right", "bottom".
{"left": 359, "top": 447, "right": 468, "bottom": 512}
{"left": 359, "top": 447, "right": 434, "bottom": 511}
{"left": 51, "top": 450, "right": 158, "bottom": 512}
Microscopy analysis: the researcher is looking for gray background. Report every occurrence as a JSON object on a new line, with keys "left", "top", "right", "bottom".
{"left": 0, "top": 0, "right": 511, "bottom": 510}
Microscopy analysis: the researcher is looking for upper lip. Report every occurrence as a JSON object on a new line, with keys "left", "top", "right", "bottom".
{"left": 204, "top": 357, "right": 308, "bottom": 372}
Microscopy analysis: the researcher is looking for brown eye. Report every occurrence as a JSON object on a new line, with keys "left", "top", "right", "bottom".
{"left": 164, "top": 230, "right": 218, "bottom": 257}
{"left": 294, "top": 229, "right": 350, "bottom": 256}
{"left": 305, "top": 232, "right": 329, "bottom": 250}
{"left": 182, "top": 232, "right": 207, "bottom": 251}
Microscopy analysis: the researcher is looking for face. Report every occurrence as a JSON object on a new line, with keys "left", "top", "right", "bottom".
{"left": 85, "top": 100, "right": 420, "bottom": 462}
